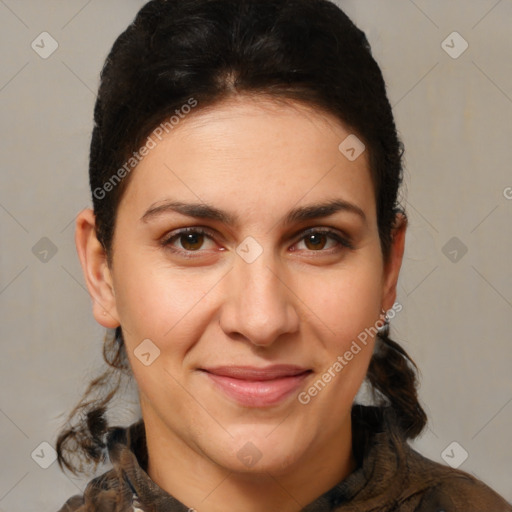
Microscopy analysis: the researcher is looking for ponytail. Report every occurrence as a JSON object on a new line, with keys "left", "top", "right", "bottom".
{"left": 366, "top": 327, "right": 427, "bottom": 439}
{"left": 56, "top": 327, "right": 129, "bottom": 476}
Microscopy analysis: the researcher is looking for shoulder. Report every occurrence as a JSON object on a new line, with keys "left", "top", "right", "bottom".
{"left": 412, "top": 475, "right": 512, "bottom": 512}
{"left": 56, "top": 494, "right": 84, "bottom": 511}
{"left": 57, "top": 494, "right": 85, "bottom": 512}
{"left": 56, "top": 468, "right": 133, "bottom": 512}
{"left": 403, "top": 446, "right": 512, "bottom": 511}
{"left": 349, "top": 406, "right": 511, "bottom": 511}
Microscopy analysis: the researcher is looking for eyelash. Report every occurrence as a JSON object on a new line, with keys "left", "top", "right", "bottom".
{"left": 160, "top": 227, "right": 354, "bottom": 259}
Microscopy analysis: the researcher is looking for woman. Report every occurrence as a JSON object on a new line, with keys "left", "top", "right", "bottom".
{"left": 56, "top": 0, "right": 511, "bottom": 510}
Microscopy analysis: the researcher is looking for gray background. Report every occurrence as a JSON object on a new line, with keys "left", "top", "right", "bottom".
{"left": 0, "top": 0, "right": 511, "bottom": 510}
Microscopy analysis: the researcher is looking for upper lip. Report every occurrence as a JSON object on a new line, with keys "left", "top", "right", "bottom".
{"left": 200, "top": 365, "right": 311, "bottom": 381}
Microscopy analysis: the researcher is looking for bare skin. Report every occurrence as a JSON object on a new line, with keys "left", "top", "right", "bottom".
{"left": 75, "top": 95, "right": 406, "bottom": 512}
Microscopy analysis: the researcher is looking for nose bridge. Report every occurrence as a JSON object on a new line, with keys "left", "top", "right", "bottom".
{"left": 220, "top": 246, "right": 298, "bottom": 345}
{"left": 242, "top": 254, "right": 282, "bottom": 311}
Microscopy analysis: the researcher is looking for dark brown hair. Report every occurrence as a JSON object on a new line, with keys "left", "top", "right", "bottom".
{"left": 56, "top": 0, "right": 427, "bottom": 476}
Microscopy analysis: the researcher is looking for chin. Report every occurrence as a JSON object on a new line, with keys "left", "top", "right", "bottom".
{"left": 203, "top": 423, "right": 309, "bottom": 475}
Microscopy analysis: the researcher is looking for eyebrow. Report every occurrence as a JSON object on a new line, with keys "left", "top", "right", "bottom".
{"left": 140, "top": 198, "right": 367, "bottom": 227}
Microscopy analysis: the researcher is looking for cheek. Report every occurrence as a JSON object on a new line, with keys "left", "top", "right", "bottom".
{"left": 296, "top": 276, "right": 380, "bottom": 437}
{"left": 308, "top": 259, "right": 383, "bottom": 343}
{"left": 112, "top": 252, "right": 215, "bottom": 353}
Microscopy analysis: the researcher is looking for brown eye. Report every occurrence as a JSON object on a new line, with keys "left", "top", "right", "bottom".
{"left": 294, "top": 228, "right": 353, "bottom": 253}
{"left": 179, "top": 232, "right": 205, "bottom": 251}
{"left": 161, "top": 227, "right": 217, "bottom": 257}
{"left": 303, "top": 233, "right": 329, "bottom": 251}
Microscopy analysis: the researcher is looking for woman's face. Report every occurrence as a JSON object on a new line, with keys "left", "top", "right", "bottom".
{"left": 81, "top": 96, "right": 405, "bottom": 476}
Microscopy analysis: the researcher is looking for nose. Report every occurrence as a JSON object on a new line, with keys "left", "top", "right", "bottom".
{"left": 219, "top": 251, "right": 299, "bottom": 347}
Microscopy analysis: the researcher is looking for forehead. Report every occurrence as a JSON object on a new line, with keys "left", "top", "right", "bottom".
{"left": 118, "top": 96, "right": 376, "bottom": 224}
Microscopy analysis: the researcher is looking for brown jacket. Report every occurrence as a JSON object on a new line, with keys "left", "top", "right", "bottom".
{"left": 58, "top": 405, "right": 511, "bottom": 512}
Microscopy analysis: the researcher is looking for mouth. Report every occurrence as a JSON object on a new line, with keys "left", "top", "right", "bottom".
{"left": 198, "top": 365, "right": 313, "bottom": 407}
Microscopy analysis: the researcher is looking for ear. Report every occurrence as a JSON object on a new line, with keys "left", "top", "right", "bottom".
{"left": 75, "top": 208, "right": 120, "bottom": 328}
{"left": 380, "top": 212, "right": 407, "bottom": 312}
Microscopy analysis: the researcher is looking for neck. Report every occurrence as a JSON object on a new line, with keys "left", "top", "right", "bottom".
{"left": 144, "top": 411, "right": 356, "bottom": 512}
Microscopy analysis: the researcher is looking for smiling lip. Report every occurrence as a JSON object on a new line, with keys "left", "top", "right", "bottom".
{"left": 199, "top": 365, "right": 312, "bottom": 407}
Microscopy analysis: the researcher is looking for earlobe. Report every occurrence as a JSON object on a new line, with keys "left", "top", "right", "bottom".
{"left": 381, "top": 212, "right": 407, "bottom": 312}
{"left": 74, "top": 208, "right": 120, "bottom": 328}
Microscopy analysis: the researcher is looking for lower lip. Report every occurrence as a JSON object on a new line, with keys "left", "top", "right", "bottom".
{"left": 202, "top": 371, "right": 311, "bottom": 407}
